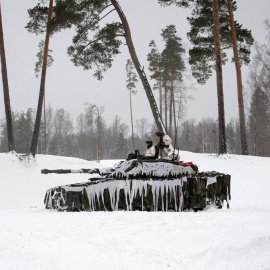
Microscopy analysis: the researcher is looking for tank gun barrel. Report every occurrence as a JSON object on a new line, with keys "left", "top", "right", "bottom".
{"left": 41, "top": 168, "right": 98, "bottom": 174}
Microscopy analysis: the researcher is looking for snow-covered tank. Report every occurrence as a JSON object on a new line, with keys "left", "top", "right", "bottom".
{"left": 43, "top": 157, "right": 231, "bottom": 212}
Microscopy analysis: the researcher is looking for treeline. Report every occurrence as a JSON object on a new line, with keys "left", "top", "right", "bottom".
{"left": 1, "top": 100, "right": 269, "bottom": 159}
{"left": 179, "top": 88, "right": 270, "bottom": 156}
{"left": 0, "top": 104, "right": 156, "bottom": 160}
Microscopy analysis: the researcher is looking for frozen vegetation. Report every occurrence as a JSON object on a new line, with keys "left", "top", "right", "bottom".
{"left": 0, "top": 151, "right": 270, "bottom": 269}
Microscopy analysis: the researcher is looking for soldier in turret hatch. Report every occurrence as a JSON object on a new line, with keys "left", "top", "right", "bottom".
{"left": 143, "top": 140, "right": 156, "bottom": 158}
{"left": 155, "top": 131, "right": 172, "bottom": 159}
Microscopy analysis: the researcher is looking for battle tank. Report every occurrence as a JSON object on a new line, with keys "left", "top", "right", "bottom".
{"left": 42, "top": 151, "right": 231, "bottom": 212}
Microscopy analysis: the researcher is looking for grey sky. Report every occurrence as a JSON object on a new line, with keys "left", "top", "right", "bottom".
{"left": 1, "top": 0, "right": 270, "bottom": 132}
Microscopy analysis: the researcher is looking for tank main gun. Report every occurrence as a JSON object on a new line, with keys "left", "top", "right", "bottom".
{"left": 41, "top": 168, "right": 99, "bottom": 174}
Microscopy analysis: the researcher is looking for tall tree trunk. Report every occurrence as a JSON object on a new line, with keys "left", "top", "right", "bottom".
{"left": 227, "top": 0, "right": 248, "bottom": 155}
{"left": 29, "top": 0, "right": 53, "bottom": 157}
{"left": 165, "top": 84, "right": 168, "bottom": 130}
{"left": 171, "top": 87, "right": 177, "bottom": 144}
{"left": 0, "top": 3, "right": 15, "bottom": 152}
{"left": 175, "top": 98, "right": 182, "bottom": 147}
{"left": 44, "top": 94, "right": 47, "bottom": 154}
{"left": 169, "top": 95, "right": 173, "bottom": 137}
{"left": 111, "top": 0, "right": 166, "bottom": 134}
{"left": 170, "top": 65, "right": 177, "bottom": 143}
{"left": 129, "top": 89, "right": 135, "bottom": 151}
{"left": 159, "top": 63, "right": 162, "bottom": 120}
{"left": 212, "top": 0, "right": 227, "bottom": 154}
{"left": 169, "top": 93, "right": 172, "bottom": 137}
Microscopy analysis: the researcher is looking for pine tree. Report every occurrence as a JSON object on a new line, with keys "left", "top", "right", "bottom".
{"left": 26, "top": 0, "right": 166, "bottom": 133}
{"left": 147, "top": 40, "right": 163, "bottom": 119}
{"left": 161, "top": 25, "right": 185, "bottom": 140}
{"left": 28, "top": 0, "right": 54, "bottom": 157}
{"left": 187, "top": 0, "right": 253, "bottom": 154}
{"left": 15, "top": 109, "right": 34, "bottom": 153}
{"left": 115, "top": 132, "right": 128, "bottom": 159}
{"left": 212, "top": 0, "right": 227, "bottom": 154}
{"left": 48, "top": 108, "right": 74, "bottom": 157}
{"left": 160, "top": 0, "right": 253, "bottom": 155}
{"left": 0, "top": 3, "right": 15, "bottom": 152}
{"left": 147, "top": 25, "right": 186, "bottom": 140}
{"left": 179, "top": 119, "right": 198, "bottom": 152}
{"left": 226, "top": 119, "right": 237, "bottom": 154}
{"left": 34, "top": 40, "right": 54, "bottom": 78}
{"left": 158, "top": 0, "right": 190, "bottom": 8}
{"left": 126, "top": 59, "right": 138, "bottom": 151}
{"left": 248, "top": 88, "right": 270, "bottom": 156}
{"left": 0, "top": 118, "right": 8, "bottom": 152}
{"left": 226, "top": 0, "right": 250, "bottom": 155}
{"left": 187, "top": 0, "right": 253, "bottom": 84}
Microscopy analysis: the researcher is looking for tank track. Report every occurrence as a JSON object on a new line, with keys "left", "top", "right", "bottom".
{"left": 44, "top": 172, "right": 231, "bottom": 212}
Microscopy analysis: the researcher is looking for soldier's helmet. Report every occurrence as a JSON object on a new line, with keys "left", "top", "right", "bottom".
{"left": 155, "top": 130, "right": 164, "bottom": 137}
{"left": 145, "top": 140, "right": 153, "bottom": 146}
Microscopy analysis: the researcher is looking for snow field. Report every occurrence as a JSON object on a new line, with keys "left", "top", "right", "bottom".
{"left": 0, "top": 152, "right": 270, "bottom": 269}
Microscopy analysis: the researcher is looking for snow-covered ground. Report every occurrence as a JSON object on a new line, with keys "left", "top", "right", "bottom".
{"left": 0, "top": 152, "right": 270, "bottom": 270}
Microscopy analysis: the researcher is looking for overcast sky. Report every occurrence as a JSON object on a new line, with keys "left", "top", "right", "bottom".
{"left": 1, "top": 0, "right": 270, "bottom": 132}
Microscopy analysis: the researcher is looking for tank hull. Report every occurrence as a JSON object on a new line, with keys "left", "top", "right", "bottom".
{"left": 44, "top": 173, "right": 231, "bottom": 212}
